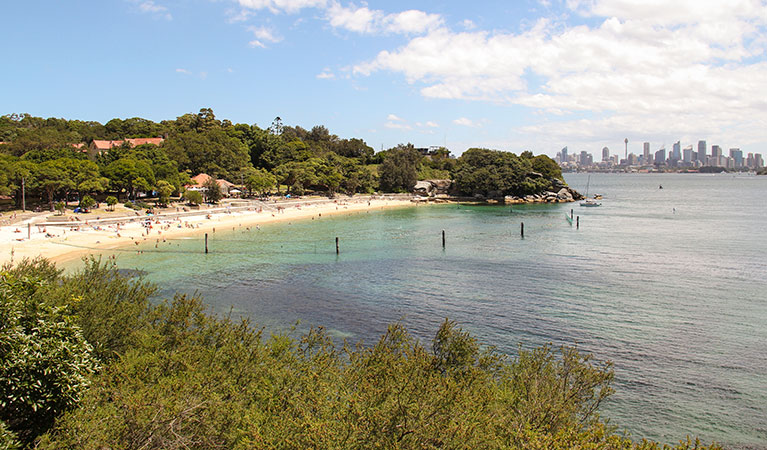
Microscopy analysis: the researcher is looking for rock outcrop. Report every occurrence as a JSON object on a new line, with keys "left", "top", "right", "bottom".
{"left": 413, "top": 177, "right": 583, "bottom": 203}
{"left": 412, "top": 179, "right": 453, "bottom": 197}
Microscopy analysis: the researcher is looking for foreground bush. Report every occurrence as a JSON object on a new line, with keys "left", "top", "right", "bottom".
{"left": 1, "top": 259, "right": 720, "bottom": 449}
{"left": 0, "top": 262, "right": 98, "bottom": 446}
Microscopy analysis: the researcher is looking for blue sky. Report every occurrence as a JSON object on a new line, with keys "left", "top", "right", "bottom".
{"left": 4, "top": 0, "right": 767, "bottom": 157}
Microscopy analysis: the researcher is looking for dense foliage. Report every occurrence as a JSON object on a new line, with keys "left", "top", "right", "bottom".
{"left": 0, "top": 258, "right": 719, "bottom": 450}
{"left": 453, "top": 148, "right": 564, "bottom": 198}
{"left": 0, "top": 110, "right": 563, "bottom": 209}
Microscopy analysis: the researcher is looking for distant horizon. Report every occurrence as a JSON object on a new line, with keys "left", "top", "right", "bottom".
{"left": 4, "top": 1, "right": 767, "bottom": 158}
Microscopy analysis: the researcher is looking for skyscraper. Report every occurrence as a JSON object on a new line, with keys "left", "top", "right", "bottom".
{"left": 654, "top": 148, "right": 666, "bottom": 166}
{"left": 698, "top": 140, "right": 707, "bottom": 164}
{"left": 711, "top": 145, "right": 722, "bottom": 166}
{"left": 561, "top": 146, "right": 568, "bottom": 163}
{"left": 602, "top": 147, "right": 610, "bottom": 161}
{"left": 683, "top": 145, "right": 693, "bottom": 163}
{"left": 672, "top": 141, "right": 681, "bottom": 161}
{"left": 643, "top": 142, "right": 650, "bottom": 162}
{"left": 729, "top": 148, "right": 743, "bottom": 167}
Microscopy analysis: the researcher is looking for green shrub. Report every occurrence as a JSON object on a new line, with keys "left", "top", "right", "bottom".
{"left": 0, "top": 420, "right": 21, "bottom": 450}
{"left": 0, "top": 265, "right": 98, "bottom": 446}
{"left": 0, "top": 259, "right": 721, "bottom": 450}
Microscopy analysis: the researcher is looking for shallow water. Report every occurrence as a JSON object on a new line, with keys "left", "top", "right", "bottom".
{"left": 75, "top": 173, "right": 767, "bottom": 447}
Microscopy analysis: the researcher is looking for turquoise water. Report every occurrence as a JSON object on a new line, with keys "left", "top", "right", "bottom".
{"left": 77, "top": 173, "right": 767, "bottom": 448}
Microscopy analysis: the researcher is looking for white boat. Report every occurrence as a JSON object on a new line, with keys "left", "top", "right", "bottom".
{"left": 580, "top": 175, "right": 602, "bottom": 207}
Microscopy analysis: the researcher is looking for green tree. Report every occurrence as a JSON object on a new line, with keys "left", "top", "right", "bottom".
{"left": 155, "top": 180, "right": 174, "bottom": 206}
{"left": 103, "top": 158, "right": 156, "bottom": 201}
{"left": 0, "top": 257, "right": 719, "bottom": 450}
{"left": 452, "top": 148, "right": 555, "bottom": 197}
{"left": 79, "top": 195, "right": 95, "bottom": 211}
{"left": 33, "top": 160, "right": 73, "bottom": 210}
{"left": 0, "top": 267, "right": 98, "bottom": 446}
{"left": 60, "top": 158, "right": 107, "bottom": 201}
{"left": 202, "top": 177, "right": 222, "bottom": 203}
{"left": 529, "top": 153, "right": 563, "bottom": 180}
{"left": 163, "top": 129, "right": 250, "bottom": 179}
{"left": 244, "top": 168, "right": 276, "bottom": 197}
{"left": 273, "top": 160, "right": 319, "bottom": 194}
{"left": 259, "top": 138, "right": 313, "bottom": 170}
{"left": 184, "top": 190, "right": 203, "bottom": 205}
{"left": 54, "top": 201, "right": 66, "bottom": 215}
{"left": 105, "top": 195, "right": 118, "bottom": 211}
{"left": 379, "top": 145, "right": 421, "bottom": 192}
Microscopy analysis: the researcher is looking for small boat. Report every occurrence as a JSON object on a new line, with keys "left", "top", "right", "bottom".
{"left": 580, "top": 175, "right": 602, "bottom": 207}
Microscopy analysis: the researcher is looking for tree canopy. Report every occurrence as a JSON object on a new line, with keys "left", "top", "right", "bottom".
{"left": 0, "top": 109, "right": 568, "bottom": 208}
{"left": 453, "top": 148, "right": 563, "bottom": 197}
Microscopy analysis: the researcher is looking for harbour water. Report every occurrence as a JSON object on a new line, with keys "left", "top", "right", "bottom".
{"left": 86, "top": 173, "right": 767, "bottom": 447}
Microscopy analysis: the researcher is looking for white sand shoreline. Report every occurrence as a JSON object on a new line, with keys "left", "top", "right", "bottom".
{"left": 1, "top": 195, "right": 416, "bottom": 267}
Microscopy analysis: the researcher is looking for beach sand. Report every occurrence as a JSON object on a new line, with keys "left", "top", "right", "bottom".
{"left": 0, "top": 196, "right": 414, "bottom": 267}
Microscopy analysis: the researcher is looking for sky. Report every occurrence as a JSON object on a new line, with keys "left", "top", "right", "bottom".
{"left": 3, "top": 0, "right": 767, "bottom": 157}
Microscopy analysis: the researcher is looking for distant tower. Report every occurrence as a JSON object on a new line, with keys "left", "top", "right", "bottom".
{"left": 624, "top": 138, "right": 628, "bottom": 161}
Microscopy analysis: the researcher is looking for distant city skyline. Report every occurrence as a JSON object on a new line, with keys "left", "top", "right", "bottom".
{"left": 557, "top": 137, "right": 763, "bottom": 171}
{"left": 3, "top": 1, "right": 767, "bottom": 158}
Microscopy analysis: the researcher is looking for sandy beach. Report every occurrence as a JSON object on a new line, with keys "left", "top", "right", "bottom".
{"left": 0, "top": 195, "right": 414, "bottom": 267}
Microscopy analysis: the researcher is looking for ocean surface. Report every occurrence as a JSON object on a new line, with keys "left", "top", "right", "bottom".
{"left": 74, "top": 173, "right": 767, "bottom": 448}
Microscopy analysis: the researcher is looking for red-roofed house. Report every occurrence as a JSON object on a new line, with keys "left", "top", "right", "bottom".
{"left": 88, "top": 137, "right": 164, "bottom": 158}
{"left": 186, "top": 173, "right": 237, "bottom": 198}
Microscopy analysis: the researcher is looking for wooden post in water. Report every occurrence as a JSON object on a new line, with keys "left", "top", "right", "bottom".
{"left": 521, "top": 222, "right": 524, "bottom": 238}
{"left": 335, "top": 237, "right": 339, "bottom": 255}
{"left": 442, "top": 229, "right": 446, "bottom": 249}
{"left": 576, "top": 216, "right": 580, "bottom": 229}
{"left": 205, "top": 233, "right": 209, "bottom": 253}
{"left": 571, "top": 209, "right": 573, "bottom": 219}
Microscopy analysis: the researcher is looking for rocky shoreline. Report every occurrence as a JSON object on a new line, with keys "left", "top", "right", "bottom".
{"left": 412, "top": 178, "right": 584, "bottom": 204}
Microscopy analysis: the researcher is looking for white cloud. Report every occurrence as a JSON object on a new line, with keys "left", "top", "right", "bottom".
{"left": 227, "top": 8, "right": 253, "bottom": 23}
{"left": 453, "top": 117, "right": 481, "bottom": 127}
{"left": 138, "top": 0, "right": 171, "bottom": 20}
{"left": 387, "top": 114, "right": 405, "bottom": 121}
{"left": 317, "top": 68, "right": 335, "bottom": 79}
{"left": 460, "top": 19, "right": 476, "bottom": 30}
{"left": 176, "top": 68, "right": 191, "bottom": 74}
{"left": 567, "top": 0, "right": 767, "bottom": 27}
{"left": 326, "top": 3, "right": 443, "bottom": 34}
{"left": 327, "top": 3, "right": 379, "bottom": 33}
{"left": 384, "top": 9, "right": 443, "bottom": 34}
{"left": 385, "top": 121, "right": 412, "bottom": 130}
{"left": 248, "top": 26, "right": 283, "bottom": 47}
{"left": 425, "top": 121, "right": 439, "bottom": 128}
{"left": 354, "top": 3, "right": 767, "bottom": 150}
{"left": 238, "top": 0, "right": 327, "bottom": 14}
